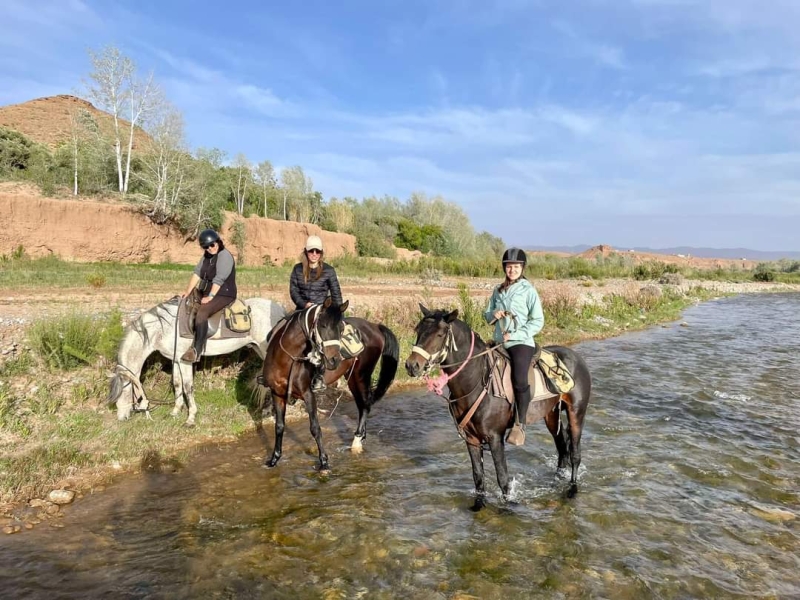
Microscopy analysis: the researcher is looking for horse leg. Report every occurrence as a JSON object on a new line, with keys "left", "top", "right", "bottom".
{"left": 466, "top": 442, "right": 486, "bottom": 511}
{"left": 544, "top": 405, "right": 570, "bottom": 471}
{"left": 172, "top": 361, "right": 197, "bottom": 426}
{"left": 487, "top": 434, "right": 511, "bottom": 499}
{"left": 302, "top": 388, "right": 330, "bottom": 472}
{"left": 348, "top": 372, "right": 372, "bottom": 453}
{"left": 565, "top": 406, "right": 585, "bottom": 498}
{"left": 265, "top": 394, "right": 287, "bottom": 468}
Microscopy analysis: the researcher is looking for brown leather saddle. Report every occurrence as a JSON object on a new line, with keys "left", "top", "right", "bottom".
{"left": 174, "top": 291, "right": 250, "bottom": 341}
{"left": 487, "top": 345, "right": 561, "bottom": 424}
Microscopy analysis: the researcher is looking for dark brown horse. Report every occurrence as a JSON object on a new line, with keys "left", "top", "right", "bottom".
{"left": 405, "top": 305, "right": 592, "bottom": 510}
{"left": 261, "top": 298, "right": 399, "bottom": 471}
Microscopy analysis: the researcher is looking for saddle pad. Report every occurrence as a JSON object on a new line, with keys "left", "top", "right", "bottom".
{"left": 177, "top": 297, "right": 249, "bottom": 340}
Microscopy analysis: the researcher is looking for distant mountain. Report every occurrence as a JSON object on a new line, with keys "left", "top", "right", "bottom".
{"left": 527, "top": 245, "right": 800, "bottom": 261}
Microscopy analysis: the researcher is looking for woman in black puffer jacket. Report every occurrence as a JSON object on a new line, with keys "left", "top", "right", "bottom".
{"left": 288, "top": 235, "right": 343, "bottom": 392}
{"left": 289, "top": 235, "right": 342, "bottom": 311}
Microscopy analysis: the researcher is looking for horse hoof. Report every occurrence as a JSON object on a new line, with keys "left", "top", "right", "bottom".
{"left": 567, "top": 484, "right": 578, "bottom": 499}
{"left": 184, "top": 422, "right": 196, "bottom": 428}
{"left": 470, "top": 496, "right": 487, "bottom": 512}
{"left": 264, "top": 458, "right": 280, "bottom": 469}
{"left": 351, "top": 437, "right": 364, "bottom": 454}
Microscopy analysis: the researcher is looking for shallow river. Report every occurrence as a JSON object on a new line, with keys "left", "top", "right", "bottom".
{"left": 2, "top": 293, "right": 799, "bottom": 599}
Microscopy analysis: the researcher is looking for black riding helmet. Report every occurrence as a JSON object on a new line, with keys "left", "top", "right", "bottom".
{"left": 502, "top": 247, "right": 527, "bottom": 268}
{"left": 198, "top": 229, "right": 221, "bottom": 249}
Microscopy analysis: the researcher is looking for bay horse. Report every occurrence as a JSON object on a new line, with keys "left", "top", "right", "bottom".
{"left": 261, "top": 297, "right": 399, "bottom": 472}
{"left": 108, "top": 297, "right": 285, "bottom": 426}
{"left": 405, "top": 305, "right": 592, "bottom": 509}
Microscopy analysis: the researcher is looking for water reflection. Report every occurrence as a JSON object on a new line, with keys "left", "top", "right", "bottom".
{"left": 1, "top": 294, "right": 799, "bottom": 598}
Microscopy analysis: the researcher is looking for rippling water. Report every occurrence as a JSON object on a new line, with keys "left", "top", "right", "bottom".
{"left": 2, "top": 293, "right": 799, "bottom": 599}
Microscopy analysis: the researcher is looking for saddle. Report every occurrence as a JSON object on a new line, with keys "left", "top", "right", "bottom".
{"left": 171, "top": 293, "right": 251, "bottom": 341}
{"left": 488, "top": 345, "right": 575, "bottom": 424}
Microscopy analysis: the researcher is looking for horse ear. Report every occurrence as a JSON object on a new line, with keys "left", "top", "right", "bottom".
{"left": 444, "top": 309, "right": 459, "bottom": 323}
{"left": 323, "top": 297, "right": 332, "bottom": 308}
{"left": 419, "top": 303, "right": 432, "bottom": 317}
{"left": 339, "top": 300, "right": 349, "bottom": 313}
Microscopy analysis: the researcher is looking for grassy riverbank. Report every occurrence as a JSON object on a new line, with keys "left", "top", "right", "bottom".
{"left": 1, "top": 257, "right": 797, "bottom": 523}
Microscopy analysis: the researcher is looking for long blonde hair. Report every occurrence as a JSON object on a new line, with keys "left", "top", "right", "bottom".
{"left": 300, "top": 250, "right": 324, "bottom": 282}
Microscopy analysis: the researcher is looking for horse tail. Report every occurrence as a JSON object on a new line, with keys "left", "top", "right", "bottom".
{"left": 372, "top": 324, "right": 400, "bottom": 403}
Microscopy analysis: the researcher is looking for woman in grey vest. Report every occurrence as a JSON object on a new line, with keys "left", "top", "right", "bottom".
{"left": 180, "top": 229, "right": 237, "bottom": 363}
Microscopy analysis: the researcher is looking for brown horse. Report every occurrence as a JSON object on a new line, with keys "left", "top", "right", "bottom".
{"left": 260, "top": 298, "right": 399, "bottom": 471}
{"left": 405, "top": 305, "right": 592, "bottom": 510}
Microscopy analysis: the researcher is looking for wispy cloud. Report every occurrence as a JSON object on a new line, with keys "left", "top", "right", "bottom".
{"left": 2, "top": 0, "right": 800, "bottom": 248}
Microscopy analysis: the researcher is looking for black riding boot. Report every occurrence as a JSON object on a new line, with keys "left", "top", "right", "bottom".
{"left": 181, "top": 334, "right": 203, "bottom": 363}
{"left": 507, "top": 385, "right": 531, "bottom": 446}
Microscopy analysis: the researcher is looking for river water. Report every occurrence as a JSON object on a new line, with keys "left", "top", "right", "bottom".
{"left": 2, "top": 293, "right": 799, "bottom": 599}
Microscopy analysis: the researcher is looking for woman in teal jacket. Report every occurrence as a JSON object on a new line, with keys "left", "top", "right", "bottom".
{"left": 484, "top": 247, "right": 544, "bottom": 446}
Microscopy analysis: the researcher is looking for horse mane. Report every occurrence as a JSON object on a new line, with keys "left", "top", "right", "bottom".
{"left": 422, "top": 309, "right": 489, "bottom": 349}
{"left": 131, "top": 302, "right": 175, "bottom": 347}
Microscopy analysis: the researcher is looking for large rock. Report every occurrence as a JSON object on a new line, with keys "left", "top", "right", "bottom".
{"left": 47, "top": 489, "right": 75, "bottom": 505}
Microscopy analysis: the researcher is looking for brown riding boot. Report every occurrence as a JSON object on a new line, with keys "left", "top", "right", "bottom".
{"left": 181, "top": 347, "right": 199, "bottom": 363}
{"left": 507, "top": 423, "right": 526, "bottom": 446}
{"left": 507, "top": 385, "right": 531, "bottom": 446}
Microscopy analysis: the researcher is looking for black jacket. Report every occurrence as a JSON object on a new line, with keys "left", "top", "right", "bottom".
{"left": 290, "top": 262, "right": 342, "bottom": 310}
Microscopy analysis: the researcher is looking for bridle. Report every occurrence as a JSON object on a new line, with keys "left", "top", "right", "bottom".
{"left": 410, "top": 321, "right": 458, "bottom": 373}
{"left": 278, "top": 304, "right": 342, "bottom": 362}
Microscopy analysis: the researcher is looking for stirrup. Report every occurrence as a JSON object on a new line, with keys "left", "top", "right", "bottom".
{"left": 181, "top": 347, "right": 199, "bottom": 363}
{"left": 507, "top": 423, "right": 526, "bottom": 446}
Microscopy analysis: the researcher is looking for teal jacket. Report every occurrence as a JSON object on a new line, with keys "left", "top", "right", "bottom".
{"left": 483, "top": 278, "right": 544, "bottom": 349}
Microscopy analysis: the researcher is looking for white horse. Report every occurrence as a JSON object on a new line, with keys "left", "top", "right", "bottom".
{"left": 108, "top": 297, "right": 286, "bottom": 425}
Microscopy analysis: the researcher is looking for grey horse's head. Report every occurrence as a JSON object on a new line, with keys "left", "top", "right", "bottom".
{"left": 108, "top": 368, "right": 145, "bottom": 421}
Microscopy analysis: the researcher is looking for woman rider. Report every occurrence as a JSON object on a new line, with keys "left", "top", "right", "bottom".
{"left": 483, "top": 247, "right": 544, "bottom": 446}
{"left": 289, "top": 235, "right": 343, "bottom": 391}
{"left": 180, "top": 229, "right": 237, "bottom": 363}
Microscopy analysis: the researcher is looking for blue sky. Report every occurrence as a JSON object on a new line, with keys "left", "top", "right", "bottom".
{"left": 2, "top": 0, "right": 799, "bottom": 250}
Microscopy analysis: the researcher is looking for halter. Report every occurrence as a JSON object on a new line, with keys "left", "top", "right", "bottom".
{"left": 410, "top": 322, "right": 458, "bottom": 371}
{"left": 301, "top": 304, "right": 342, "bottom": 355}
{"left": 278, "top": 304, "right": 342, "bottom": 361}
{"left": 411, "top": 323, "right": 477, "bottom": 396}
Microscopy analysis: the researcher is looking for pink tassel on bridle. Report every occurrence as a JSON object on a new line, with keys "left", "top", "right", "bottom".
{"left": 422, "top": 330, "right": 475, "bottom": 396}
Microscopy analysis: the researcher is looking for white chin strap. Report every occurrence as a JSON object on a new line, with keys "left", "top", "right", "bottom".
{"left": 411, "top": 327, "right": 457, "bottom": 368}
{"left": 306, "top": 304, "right": 343, "bottom": 351}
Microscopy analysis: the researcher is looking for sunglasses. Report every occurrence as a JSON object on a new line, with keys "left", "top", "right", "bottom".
{"left": 201, "top": 242, "right": 217, "bottom": 250}
{"left": 306, "top": 249, "right": 322, "bottom": 255}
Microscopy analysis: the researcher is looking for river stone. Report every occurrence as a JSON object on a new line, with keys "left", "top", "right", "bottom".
{"left": 48, "top": 489, "right": 75, "bottom": 505}
{"left": 29, "top": 498, "right": 47, "bottom": 508}
{"left": 45, "top": 504, "right": 61, "bottom": 516}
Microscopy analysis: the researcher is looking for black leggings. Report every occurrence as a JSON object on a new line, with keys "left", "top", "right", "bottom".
{"left": 507, "top": 344, "right": 534, "bottom": 393}
{"left": 193, "top": 295, "right": 234, "bottom": 352}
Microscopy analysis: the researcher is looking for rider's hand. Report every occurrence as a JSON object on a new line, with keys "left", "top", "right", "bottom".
{"left": 306, "top": 302, "right": 313, "bottom": 308}
{"left": 493, "top": 310, "right": 506, "bottom": 320}
{"left": 503, "top": 333, "right": 511, "bottom": 342}
{"left": 200, "top": 296, "right": 211, "bottom": 305}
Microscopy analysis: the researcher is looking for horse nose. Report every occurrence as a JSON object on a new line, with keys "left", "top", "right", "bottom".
{"left": 405, "top": 359, "right": 419, "bottom": 377}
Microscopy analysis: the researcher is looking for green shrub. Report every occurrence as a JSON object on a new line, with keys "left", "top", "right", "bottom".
{"left": 753, "top": 264, "right": 776, "bottom": 282}
{"left": 28, "top": 309, "right": 124, "bottom": 370}
{"left": 457, "top": 283, "right": 488, "bottom": 334}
